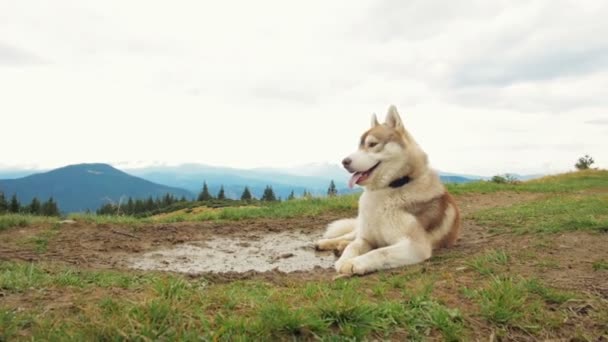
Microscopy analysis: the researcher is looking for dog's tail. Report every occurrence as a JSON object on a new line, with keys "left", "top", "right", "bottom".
{"left": 323, "top": 218, "right": 357, "bottom": 238}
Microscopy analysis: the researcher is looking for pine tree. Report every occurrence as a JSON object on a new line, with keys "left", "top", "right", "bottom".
{"left": 287, "top": 190, "right": 295, "bottom": 200}
{"left": 327, "top": 180, "right": 338, "bottom": 197}
{"left": 97, "top": 203, "right": 115, "bottom": 215}
{"left": 126, "top": 197, "right": 134, "bottom": 215}
{"left": 28, "top": 197, "right": 41, "bottom": 215}
{"left": 197, "top": 182, "right": 213, "bottom": 201}
{"left": 0, "top": 192, "right": 7, "bottom": 213}
{"left": 217, "top": 186, "right": 226, "bottom": 200}
{"left": 41, "top": 197, "right": 60, "bottom": 216}
{"left": 261, "top": 185, "right": 277, "bottom": 202}
{"left": 145, "top": 197, "right": 155, "bottom": 212}
{"left": 240, "top": 186, "right": 252, "bottom": 201}
{"left": 302, "top": 189, "right": 312, "bottom": 199}
{"left": 180, "top": 196, "right": 187, "bottom": 202}
{"left": 9, "top": 194, "right": 20, "bottom": 213}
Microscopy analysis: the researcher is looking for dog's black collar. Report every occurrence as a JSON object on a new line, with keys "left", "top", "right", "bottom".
{"left": 389, "top": 175, "right": 412, "bottom": 188}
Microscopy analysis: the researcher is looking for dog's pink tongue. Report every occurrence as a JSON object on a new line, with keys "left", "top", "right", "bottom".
{"left": 349, "top": 173, "right": 362, "bottom": 189}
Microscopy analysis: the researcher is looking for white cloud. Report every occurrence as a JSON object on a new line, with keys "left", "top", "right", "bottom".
{"left": 0, "top": 0, "right": 607, "bottom": 176}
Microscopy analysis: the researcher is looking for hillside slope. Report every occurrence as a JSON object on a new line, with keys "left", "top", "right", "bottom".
{"left": 0, "top": 163, "right": 193, "bottom": 212}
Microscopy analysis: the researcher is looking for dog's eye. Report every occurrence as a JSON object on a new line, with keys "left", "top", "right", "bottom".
{"left": 368, "top": 142, "right": 378, "bottom": 148}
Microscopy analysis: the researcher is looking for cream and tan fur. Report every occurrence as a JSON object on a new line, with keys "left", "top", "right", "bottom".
{"left": 316, "top": 105, "right": 460, "bottom": 276}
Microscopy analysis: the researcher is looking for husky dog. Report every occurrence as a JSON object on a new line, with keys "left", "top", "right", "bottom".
{"left": 316, "top": 105, "right": 460, "bottom": 276}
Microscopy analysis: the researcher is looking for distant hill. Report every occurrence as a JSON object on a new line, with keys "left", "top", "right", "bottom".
{"left": 126, "top": 163, "right": 358, "bottom": 200}
{"left": 0, "top": 164, "right": 193, "bottom": 213}
{"left": 125, "top": 163, "right": 479, "bottom": 200}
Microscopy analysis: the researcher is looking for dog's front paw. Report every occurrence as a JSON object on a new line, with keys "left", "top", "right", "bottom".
{"left": 335, "top": 258, "right": 366, "bottom": 276}
{"left": 314, "top": 239, "right": 331, "bottom": 251}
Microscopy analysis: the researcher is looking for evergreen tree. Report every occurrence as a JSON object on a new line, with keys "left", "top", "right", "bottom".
{"left": 134, "top": 199, "right": 145, "bottom": 214}
{"left": 287, "top": 190, "right": 295, "bottom": 201}
{"left": 126, "top": 197, "right": 134, "bottom": 215}
{"left": 217, "top": 185, "right": 226, "bottom": 200}
{"left": 97, "top": 203, "right": 115, "bottom": 215}
{"left": 327, "top": 180, "right": 338, "bottom": 197}
{"left": 145, "top": 196, "right": 155, "bottom": 212}
{"left": 302, "top": 189, "right": 312, "bottom": 199}
{"left": 197, "top": 182, "right": 213, "bottom": 201}
{"left": 179, "top": 196, "right": 187, "bottom": 202}
{"left": 0, "top": 192, "right": 7, "bottom": 213}
{"left": 9, "top": 194, "right": 20, "bottom": 213}
{"left": 28, "top": 197, "right": 41, "bottom": 215}
{"left": 240, "top": 186, "right": 253, "bottom": 201}
{"left": 41, "top": 197, "right": 60, "bottom": 216}
{"left": 261, "top": 185, "right": 277, "bottom": 202}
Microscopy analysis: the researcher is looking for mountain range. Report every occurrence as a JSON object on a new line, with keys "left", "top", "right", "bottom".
{"left": 0, "top": 162, "right": 483, "bottom": 213}
{"left": 0, "top": 164, "right": 192, "bottom": 213}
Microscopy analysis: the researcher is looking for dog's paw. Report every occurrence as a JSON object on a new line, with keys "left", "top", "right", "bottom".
{"left": 314, "top": 239, "right": 331, "bottom": 251}
{"left": 335, "top": 258, "right": 366, "bottom": 276}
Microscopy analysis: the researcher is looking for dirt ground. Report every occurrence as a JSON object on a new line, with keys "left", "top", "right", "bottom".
{"left": 0, "top": 192, "right": 607, "bottom": 294}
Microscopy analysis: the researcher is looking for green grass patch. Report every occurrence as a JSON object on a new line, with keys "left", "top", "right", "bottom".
{"left": 0, "top": 261, "right": 154, "bottom": 293}
{"left": 466, "top": 276, "right": 572, "bottom": 334}
{"left": 0, "top": 214, "right": 55, "bottom": 231}
{"left": 475, "top": 276, "right": 531, "bottom": 325}
{"left": 0, "top": 261, "right": 466, "bottom": 341}
{"left": 472, "top": 194, "right": 608, "bottom": 234}
{"left": 465, "top": 249, "right": 509, "bottom": 275}
{"left": 21, "top": 225, "right": 61, "bottom": 253}
{"left": 524, "top": 278, "right": 575, "bottom": 305}
{"left": 592, "top": 260, "right": 608, "bottom": 271}
{"left": 447, "top": 169, "right": 608, "bottom": 195}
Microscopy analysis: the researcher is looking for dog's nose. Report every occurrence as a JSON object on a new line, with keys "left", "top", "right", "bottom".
{"left": 342, "top": 158, "right": 352, "bottom": 167}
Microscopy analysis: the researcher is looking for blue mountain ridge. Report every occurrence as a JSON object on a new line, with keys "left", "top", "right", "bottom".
{"left": 0, "top": 163, "right": 483, "bottom": 213}
{"left": 0, "top": 164, "right": 193, "bottom": 213}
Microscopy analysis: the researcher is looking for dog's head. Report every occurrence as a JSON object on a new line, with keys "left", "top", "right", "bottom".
{"left": 343, "top": 105, "right": 428, "bottom": 189}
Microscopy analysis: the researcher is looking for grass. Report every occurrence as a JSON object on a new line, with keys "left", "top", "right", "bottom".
{"left": 0, "top": 214, "right": 56, "bottom": 231}
{"left": 3, "top": 259, "right": 598, "bottom": 341}
{"left": 466, "top": 249, "right": 509, "bottom": 275}
{"left": 464, "top": 276, "right": 572, "bottom": 336}
{"left": 0, "top": 262, "right": 156, "bottom": 293}
{"left": 0, "top": 261, "right": 463, "bottom": 340}
{"left": 592, "top": 260, "right": 608, "bottom": 271}
{"left": 472, "top": 193, "right": 608, "bottom": 234}
{"left": 447, "top": 169, "right": 608, "bottom": 195}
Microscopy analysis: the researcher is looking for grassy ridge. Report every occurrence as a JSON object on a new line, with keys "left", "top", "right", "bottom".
{"left": 472, "top": 194, "right": 608, "bottom": 234}
{"left": 447, "top": 169, "right": 607, "bottom": 194}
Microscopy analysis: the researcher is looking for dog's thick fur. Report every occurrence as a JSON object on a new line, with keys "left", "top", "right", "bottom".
{"left": 316, "top": 106, "right": 460, "bottom": 276}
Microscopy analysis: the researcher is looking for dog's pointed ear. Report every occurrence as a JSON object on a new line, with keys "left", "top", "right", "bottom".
{"left": 384, "top": 105, "right": 404, "bottom": 131}
{"left": 371, "top": 113, "right": 380, "bottom": 128}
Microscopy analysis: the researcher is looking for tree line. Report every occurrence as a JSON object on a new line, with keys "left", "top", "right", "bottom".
{"left": 0, "top": 192, "right": 60, "bottom": 216}
{"left": 97, "top": 193, "right": 187, "bottom": 216}
{"left": 197, "top": 180, "right": 339, "bottom": 202}
{"left": 1, "top": 179, "right": 341, "bottom": 217}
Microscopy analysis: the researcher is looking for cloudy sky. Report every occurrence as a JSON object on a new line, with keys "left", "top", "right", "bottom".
{"left": 1, "top": 0, "right": 607, "bottom": 176}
